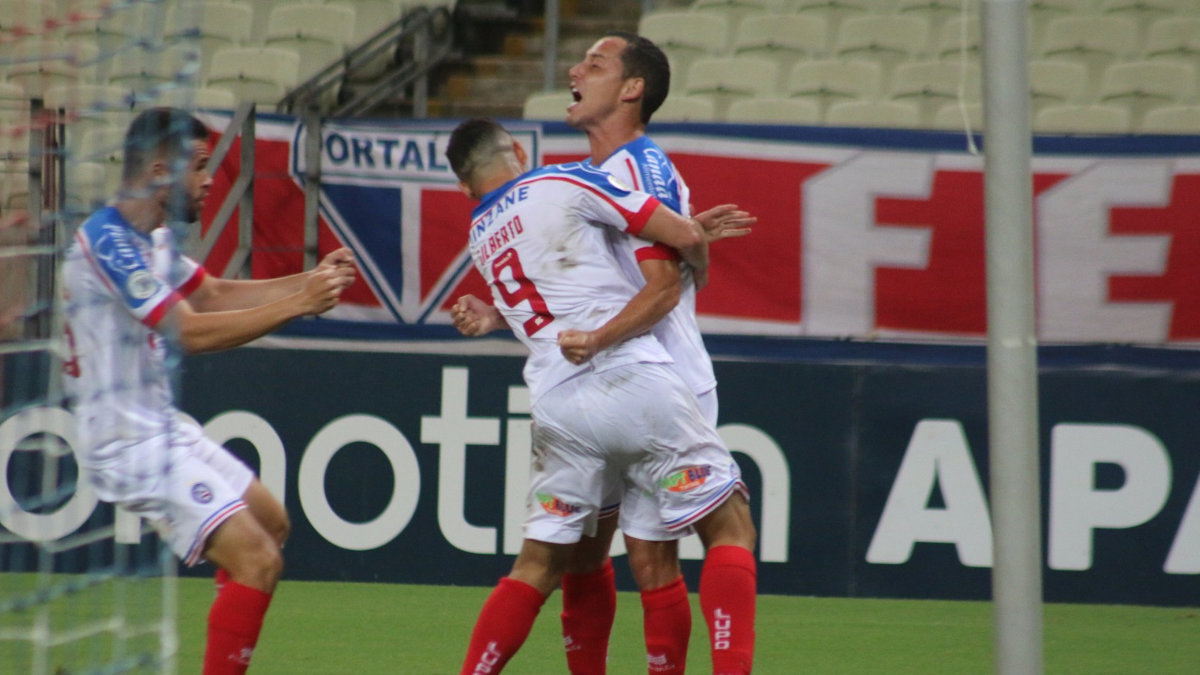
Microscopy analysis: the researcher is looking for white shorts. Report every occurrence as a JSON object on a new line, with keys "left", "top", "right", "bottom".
{"left": 525, "top": 364, "right": 745, "bottom": 545}
{"left": 85, "top": 419, "right": 254, "bottom": 567}
{"left": 600, "top": 387, "right": 721, "bottom": 541}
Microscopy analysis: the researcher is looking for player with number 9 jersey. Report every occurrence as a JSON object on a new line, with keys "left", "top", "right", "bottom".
{"left": 467, "top": 161, "right": 675, "bottom": 404}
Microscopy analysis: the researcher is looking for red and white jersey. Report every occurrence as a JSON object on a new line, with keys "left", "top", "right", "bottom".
{"left": 591, "top": 136, "right": 717, "bottom": 398}
{"left": 62, "top": 208, "right": 205, "bottom": 466}
{"left": 468, "top": 162, "right": 673, "bottom": 403}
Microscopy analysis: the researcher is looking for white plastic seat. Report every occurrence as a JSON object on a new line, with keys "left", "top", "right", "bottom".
{"left": 206, "top": 47, "right": 302, "bottom": 104}
{"left": 833, "top": 16, "right": 931, "bottom": 79}
{"left": 651, "top": 95, "right": 719, "bottom": 123}
{"left": 1034, "top": 104, "right": 1133, "bottom": 133}
{"left": 59, "top": 0, "right": 154, "bottom": 54}
{"left": 326, "top": 0, "right": 403, "bottom": 44}
{"left": 68, "top": 161, "right": 111, "bottom": 211}
{"left": 931, "top": 102, "right": 985, "bottom": 130}
{"left": 165, "top": 2, "right": 254, "bottom": 80}
{"left": 250, "top": 0, "right": 309, "bottom": 44}
{"left": 889, "top": 60, "right": 981, "bottom": 125}
{"left": 4, "top": 41, "right": 100, "bottom": 97}
{"left": 732, "top": 14, "right": 829, "bottom": 72}
{"left": 1029, "top": 0, "right": 1091, "bottom": 51}
{"left": 148, "top": 86, "right": 239, "bottom": 111}
{"left": 1038, "top": 16, "right": 1138, "bottom": 86}
{"left": 0, "top": 0, "right": 48, "bottom": 37}
{"left": 1099, "top": 0, "right": 1197, "bottom": 34}
{"left": 935, "top": 15, "right": 982, "bottom": 61}
{"left": 825, "top": 100, "right": 922, "bottom": 128}
{"left": 108, "top": 45, "right": 203, "bottom": 93}
{"left": 1139, "top": 104, "right": 1200, "bottom": 133}
{"left": 726, "top": 97, "right": 820, "bottom": 125}
{"left": 895, "top": 0, "right": 968, "bottom": 35}
{"left": 1098, "top": 61, "right": 1197, "bottom": 125}
{"left": 638, "top": 11, "right": 731, "bottom": 90}
{"left": 1143, "top": 18, "right": 1200, "bottom": 66}
{"left": 788, "top": 0, "right": 874, "bottom": 33}
{"left": 522, "top": 90, "right": 574, "bottom": 121}
{"left": 263, "top": 4, "right": 356, "bottom": 84}
{"left": 43, "top": 84, "right": 134, "bottom": 145}
{"left": 684, "top": 57, "right": 781, "bottom": 118}
{"left": 691, "top": 0, "right": 778, "bottom": 32}
{"left": 785, "top": 60, "right": 883, "bottom": 118}
{"left": 1027, "top": 60, "right": 1088, "bottom": 119}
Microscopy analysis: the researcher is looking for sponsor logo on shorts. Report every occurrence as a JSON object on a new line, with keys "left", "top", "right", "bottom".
{"left": 191, "top": 482, "right": 214, "bottom": 504}
{"left": 661, "top": 465, "right": 712, "bottom": 492}
{"left": 536, "top": 492, "right": 581, "bottom": 517}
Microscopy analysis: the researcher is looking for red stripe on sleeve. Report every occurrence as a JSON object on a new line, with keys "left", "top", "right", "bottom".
{"left": 178, "top": 265, "right": 207, "bottom": 297}
{"left": 624, "top": 158, "right": 641, "bottom": 190}
{"left": 143, "top": 292, "right": 182, "bottom": 328}
{"left": 625, "top": 197, "right": 660, "bottom": 237}
{"left": 635, "top": 242, "right": 680, "bottom": 262}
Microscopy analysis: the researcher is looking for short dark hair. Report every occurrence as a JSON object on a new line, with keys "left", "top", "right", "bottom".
{"left": 122, "top": 107, "right": 209, "bottom": 182}
{"left": 446, "top": 117, "right": 511, "bottom": 183}
{"left": 605, "top": 31, "right": 671, "bottom": 125}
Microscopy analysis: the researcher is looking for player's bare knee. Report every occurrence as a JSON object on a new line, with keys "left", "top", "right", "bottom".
{"left": 696, "top": 494, "right": 756, "bottom": 551}
{"left": 271, "top": 512, "right": 292, "bottom": 547}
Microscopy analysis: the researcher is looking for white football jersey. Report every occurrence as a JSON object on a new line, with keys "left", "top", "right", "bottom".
{"left": 62, "top": 207, "right": 205, "bottom": 466}
{"left": 468, "top": 162, "right": 674, "bottom": 403}
{"left": 590, "top": 136, "right": 717, "bottom": 398}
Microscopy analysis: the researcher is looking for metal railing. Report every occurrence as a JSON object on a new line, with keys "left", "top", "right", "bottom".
{"left": 191, "top": 103, "right": 255, "bottom": 279}
{"left": 277, "top": 6, "right": 454, "bottom": 118}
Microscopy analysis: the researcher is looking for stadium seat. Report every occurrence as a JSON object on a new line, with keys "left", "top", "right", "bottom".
{"left": 684, "top": 57, "right": 781, "bottom": 118}
{"left": 165, "top": 2, "right": 254, "bottom": 78}
{"left": 931, "top": 101, "right": 985, "bottom": 130}
{"left": 889, "top": 60, "right": 981, "bottom": 126}
{"left": 326, "top": 0, "right": 403, "bottom": 44}
{"left": 833, "top": 16, "right": 931, "bottom": 79}
{"left": 67, "top": 160, "right": 110, "bottom": 211}
{"left": 4, "top": 41, "right": 100, "bottom": 97}
{"left": 652, "top": 95, "right": 719, "bottom": 122}
{"left": 935, "top": 15, "right": 982, "bottom": 61}
{"left": 1098, "top": 61, "right": 1197, "bottom": 125}
{"left": 250, "top": 0, "right": 309, "bottom": 44}
{"left": 148, "top": 86, "right": 239, "bottom": 111}
{"left": 42, "top": 84, "right": 135, "bottom": 144}
{"left": 0, "top": 0, "right": 48, "bottom": 38}
{"left": 1139, "top": 104, "right": 1200, "bottom": 133}
{"left": 59, "top": 0, "right": 155, "bottom": 55}
{"left": 74, "top": 126, "right": 125, "bottom": 202}
{"left": 1028, "top": 60, "right": 1089, "bottom": 116}
{"left": 1038, "top": 16, "right": 1138, "bottom": 86}
{"left": 206, "top": 47, "right": 302, "bottom": 104}
{"left": 825, "top": 100, "right": 921, "bottom": 128}
{"left": 263, "top": 4, "right": 357, "bottom": 84}
{"left": 638, "top": 11, "right": 732, "bottom": 90}
{"left": 785, "top": 60, "right": 883, "bottom": 119}
{"left": 1143, "top": 17, "right": 1200, "bottom": 66}
{"left": 1029, "top": 0, "right": 1092, "bottom": 52}
{"left": 108, "top": 45, "right": 204, "bottom": 94}
{"left": 522, "top": 90, "right": 573, "bottom": 121}
{"left": 691, "top": 0, "right": 778, "bottom": 32}
{"left": 732, "top": 14, "right": 829, "bottom": 73}
{"left": 1098, "top": 0, "right": 1197, "bottom": 34}
{"left": 788, "top": 0, "right": 873, "bottom": 34}
{"left": 1034, "top": 104, "right": 1133, "bottom": 133}
{"left": 895, "top": 0, "right": 968, "bottom": 35}
{"left": 726, "top": 97, "right": 820, "bottom": 125}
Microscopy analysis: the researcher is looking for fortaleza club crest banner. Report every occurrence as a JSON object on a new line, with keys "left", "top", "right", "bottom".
{"left": 198, "top": 112, "right": 1200, "bottom": 346}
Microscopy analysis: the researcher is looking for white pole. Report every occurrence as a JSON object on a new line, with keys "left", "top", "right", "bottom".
{"left": 980, "top": 1, "right": 1044, "bottom": 675}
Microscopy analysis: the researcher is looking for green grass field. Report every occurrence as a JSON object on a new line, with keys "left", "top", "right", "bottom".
{"left": 2, "top": 574, "right": 1195, "bottom": 674}
{"left": 167, "top": 579, "right": 1198, "bottom": 675}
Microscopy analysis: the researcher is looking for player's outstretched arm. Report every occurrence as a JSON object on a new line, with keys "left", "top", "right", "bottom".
{"left": 451, "top": 294, "right": 507, "bottom": 337}
{"left": 638, "top": 204, "right": 710, "bottom": 290}
{"left": 189, "top": 247, "right": 358, "bottom": 312}
{"left": 165, "top": 264, "right": 355, "bottom": 354}
{"left": 692, "top": 203, "right": 755, "bottom": 243}
{"left": 558, "top": 258, "right": 682, "bottom": 365}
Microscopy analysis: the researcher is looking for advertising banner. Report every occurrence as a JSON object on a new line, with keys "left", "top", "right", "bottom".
{"left": 199, "top": 113, "right": 1200, "bottom": 344}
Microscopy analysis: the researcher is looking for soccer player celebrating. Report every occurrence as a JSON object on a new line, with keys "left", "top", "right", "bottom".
{"left": 448, "top": 118, "right": 757, "bottom": 675}
{"left": 452, "top": 33, "right": 756, "bottom": 675}
{"left": 61, "top": 107, "right": 356, "bottom": 675}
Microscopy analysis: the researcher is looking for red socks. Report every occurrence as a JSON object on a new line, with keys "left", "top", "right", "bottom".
{"left": 640, "top": 576, "right": 691, "bottom": 674}
{"left": 700, "top": 546, "right": 756, "bottom": 675}
{"left": 560, "top": 559, "right": 617, "bottom": 675}
{"left": 460, "top": 577, "right": 546, "bottom": 675}
{"left": 203, "top": 581, "right": 272, "bottom": 675}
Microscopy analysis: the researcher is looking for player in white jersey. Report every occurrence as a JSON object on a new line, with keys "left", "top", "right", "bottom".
{"left": 447, "top": 119, "right": 756, "bottom": 675}
{"left": 61, "top": 108, "right": 356, "bottom": 675}
{"left": 452, "top": 33, "right": 758, "bottom": 675}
